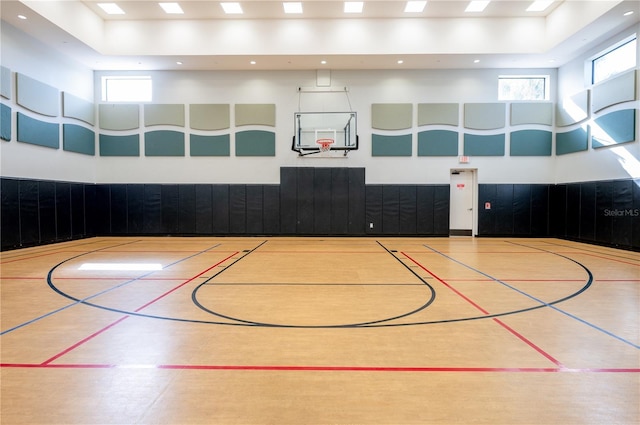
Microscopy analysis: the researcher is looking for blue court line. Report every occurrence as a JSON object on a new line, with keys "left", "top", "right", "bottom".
{"left": 422, "top": 242, "right": 640, "bottom": 350}
{"left": 0, "top": 241, "right": 221, "bottom": 336}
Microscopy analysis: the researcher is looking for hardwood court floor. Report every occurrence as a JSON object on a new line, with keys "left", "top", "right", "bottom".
{"left": 1, "top": 237, "right": 638, "bottom": 424}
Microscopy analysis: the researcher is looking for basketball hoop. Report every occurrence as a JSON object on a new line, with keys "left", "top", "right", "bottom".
{"left": 316, "top": 138, "right": 335, "bottom": 153}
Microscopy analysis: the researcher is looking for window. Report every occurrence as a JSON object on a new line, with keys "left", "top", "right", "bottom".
{"left": 101, "top": 76, "right": 152, "bottom": 102}
{"left": 498, "top": 76, "right": 549, "bottom": 101}
{"left": 592, "top": 36, "right": 636, "bottom": 84}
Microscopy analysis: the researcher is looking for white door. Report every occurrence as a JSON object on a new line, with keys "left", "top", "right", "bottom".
{"left": 449, "top": 169, "right": 475, "bottom": 236}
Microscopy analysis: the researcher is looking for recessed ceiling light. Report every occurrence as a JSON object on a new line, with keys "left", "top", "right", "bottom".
{"left": 397, "top": 60, "right": 404, "bottom": 64}
{"left": 344, "top": 2, "right": 363, "bottom": 13}
{"left": 283, "top": 2, "right": 303, "bottom": 14}
{"left": 17, "top": 14, "right": 27, "bottom": 19}
{"left": 526, "top": 0, "right": 553, "bottom": 12}
{"left": 465, "top": 1, "right": 490, "bottom": 12}
{"left": 321, "top": 60, "right": 327, "bottom": 65}
{"left": 176, "top": 61, "right": 183, "bottom": 65}
{"left": 624, "top": 10, "right": 634, "bottom": 16}
{"left": 221, "top": 2, "right": 243, "bottom": 14}
{"left": 97, "top": 3, "right": 125, "bottom": 14}
{"left": 404, "top": 1, "right": 427, "bottom": 13}
{"left": 250, "top": 60, "right": 256, "bottom": 65}
{"left": 473, "top": 59, "right": 481, "bottom": 63}
{"left": 159, "top": 2, "right": 183, "bottom": 14}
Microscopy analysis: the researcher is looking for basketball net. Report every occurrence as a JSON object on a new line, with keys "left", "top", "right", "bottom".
{"left": 316, "top": 138, "right": 335, "bottom": 153}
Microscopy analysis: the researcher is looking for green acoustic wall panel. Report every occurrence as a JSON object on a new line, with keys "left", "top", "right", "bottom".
{"left": 371, "top": 103, "right": 412, "bottom": 130}
{"left": 417, "top": 103, "right": 459, "bottom": 126}
{"left": 371, "top": 134, "right": 412, "bottom": 156}
{"left": 63, "top": 124, "right": 95, "bottom": 155}
{"left": 417, "top": 130, "right": 458, "bottom": 156}
{"left": 235, "top": 104, "right": 276, "bottom": 127}
{"left": 17, "top": 112, "right": 59, "bottom": 149}
{"left": 556, "top": 90, "right": 589, "bottom": 127}
{"left": 510, "top": 130, "right": 552, "bottom": 156}
{"left": 556, "top": 127, "right": 589, "bottom": 155}
{"left": 592, "top": 69, "right": 636, "bottom": 113}
{"left": 592, "top": 109, "right": 636, "bottom": 149}
{"left": 463, "top": 133, "right": 505, "bottom": 156}
{"left": 510, "top": 103, "right": 553, "bottom": 126}
{"left": 1, "top": 104, "right": 10, "bottom": 141}
{"left": 235, "top": 130, "right": 275, "bottom": 156}
{"left": 145, "top": 130, "right": 185, "bottom": 156}
{"left": 190, "top": 134, "right": 230, "bottom": 156}
{"left": 99, "top": 104, "right": 140, "bottom": 130}
{"left": 464, "top": 103, "right": 505, "bottom": 130}
{"left": 145, "top": 104, "right": 185, "bottom": 127}
{"left": 99, "top": 134, "right": 140, "bottom": 156}
{"left": 63, "top": 93, "right": 95, "bottom": 125}
{"left": 190, "top": 104, "right": 230, "bottom": 130}
{"left": 16, "top": 73, "right": 59, "bottom": 117}
{"left": 1, "top": 66, "right": 11, "bottom": 99}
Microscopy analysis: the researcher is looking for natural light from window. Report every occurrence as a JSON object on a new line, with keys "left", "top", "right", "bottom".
{"left": 101, "top": 76, "right": 152, "bottom": 102}
{"left": 592, "top": 37, "right": 636, "bottom": 84}
{"left": 498, "top": 76, "right": 548, "bottom": 101}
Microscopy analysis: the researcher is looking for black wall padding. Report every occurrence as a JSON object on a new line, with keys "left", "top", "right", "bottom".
{"left": 365, "top": 185, "right": 382, "bottom": 235}
{"left": 1, "top": 179, "right": 20, "bottom": 250}
{"left": 347, "top": 168, "right": 366, "bottom": 234}
{"left": 478, "top": 184, "right": 549, "bottom": 237}
{"left": 229, "top": 185, "right": 247, "bottom": 234}
{"left": 178, "top": 185, "right": 196, "bottom": 234}
{"left": 55, "top": 182, "right": 71, "bottom": 241}
{"left": 70, "top": 183, "right": 85, "bottom": 238}
{"left": 263, "top": 185, "right": 280, "bottom": 234}
{"left": 195, "top": 185, "right": 213, "bottom": 234}
{"left": 162, "top": 185, "right": 180, "bottom": 234}
{"left": 296, "top": 167, "right": 315, "bottom": 234}
{"left": 382, "top": 186, "right": 400, "bottom": 234}
{"left": 38, "top": 181, "right": 56, "bottom": 244}
{"left": 110, "top": 185, "right": 128, "bottom": 234}
{"left": 246, "top": 185, "right": 264, "bottom": 234}
{"left": 580, "top": 182, "right": 596, "bottom": 242}
{"left": 94, "top": 185, "right": 111, "bottom": 235}
{"left": 549, "top": 184, "right": 567, "bottom": 238}
{"left": 127, "top": 184, "right": 144, "bottom": 234}
{"left": 19, "top": 180, "right": 39, "bottom": 246}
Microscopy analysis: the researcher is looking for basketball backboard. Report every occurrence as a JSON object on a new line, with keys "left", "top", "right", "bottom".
{"left": 292, "top": 112, "right": 358, "bottom": 156}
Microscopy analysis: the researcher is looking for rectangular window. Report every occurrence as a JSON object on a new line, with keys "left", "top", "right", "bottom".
{"left": 498, "top": 76, "right": 549, "bottom": 101}
{"left": 592, "top": 36, "right": 636, "bottom": 84}
{"left": 101, "top": 76, "right": 152, "bottom": 102}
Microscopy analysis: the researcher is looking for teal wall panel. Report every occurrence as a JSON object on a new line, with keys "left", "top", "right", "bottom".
{"left": 371, "top": 134, "right": 412, "bottom": 156}
{"left": 417, "top": 103, "right": 458, "bottom": 126}
{"left": 464, "top": 103, "right": 505, "bottom": 130}
{"left": 1, "top": 104, "right": 10, "bottom": 141}
{"left": 63, "top": 93, "right": 95, "bottom": 125}
{"left": 592, "top": 109, "right": 636, "bottom": 149}
{"left": 99, "top": 134, "right": 140, "bottom": 156}
{"left": 99, "top": 104, "right": 139, "bottom": 130}
{"left": 463, "top": 133, "right": 505, "bottom": 156}
{"left": 235, "top": 130, "right": 276, "bottom": 156}
{"left": 16, "top": 112, "right": 59, "bottom": 149}
{"left": 556, "top": 127, "right": 589, "bottom": 155}
{"left": 510, "top": 103, "right": 553, "bottom": 126}
{"left": 557, "top": 90, "right": 589, "bottom": 127}
{"left": 1, "top": 66, "right": 11, "bottom": 99}
{"left": 63, "top": 124, "right": 95, "bottom": 156}
{"left": 510, "top": 130, "right": 552, "bottom": 156}
{"left": 145, "top": 130, "right": 185, "bottom": 156}
{"left": 235, "top": 104, "right": 276, "bottom": 127}
{"left": 417, "top": 130, "right": 458, "bottom": 156}
{"left": 190, "top": 134, "right": 230, "bottom": 156}
{"left": 592, "top": 69, "right": 636, "bottom": 113}
{"left": 190, "top": 104, "right": 230, "bottom": 130}
{"left": 145, "top": 104, "right": 185, "bottom": 127}
{"left": 16, "top": 73, "right": 59, "bottom": 117}
{"left": 371, "top": 104, "right": 413, "bottom": 130}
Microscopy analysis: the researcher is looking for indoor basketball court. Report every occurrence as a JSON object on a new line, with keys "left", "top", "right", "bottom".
{"left": 1, "top": 236, "right": 638, "bottom": 424}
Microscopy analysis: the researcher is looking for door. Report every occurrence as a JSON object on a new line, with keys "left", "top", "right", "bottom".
{"left": 449, "top": 169, "right": 476, "bottom": 236}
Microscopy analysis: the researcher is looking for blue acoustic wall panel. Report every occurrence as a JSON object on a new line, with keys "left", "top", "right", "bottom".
{"left": 464, "top": 103, "right": 505, "bottom": 130}
{"left": 417, "top": 130, "right": 458, "bottom": 156}
{"left": 235, "top": 130, "right": 276, "bottom": 156}
{"left": 17, "top": 112, "right": 59, "bottom": 149}
{"left": 235, "top": 104, "right": 276, "bottom": 127}
{"left": 592, "top": 109, "right": 636, "bottom": 149}
{"left": 417, "top": 103, "right": 459, "bottom": 126}
{"left": 556, "top": 90, "right": 589, "bottom": 127}
{"left": 510, "top": 103, "right": 553, "bottom": 126}
{"left": 556, "top": 127, "right": 589, "bottom": 155}
{"left": 510, "top": 130, "right": 552, "bottom": 156}
{"left": 190, "top": 134, "right": 230, "bottom": 156}
{"left": 16, "top": 73, "right": 59, "bottom": 117}
{"left": 371, "top": 134, "right": 412, "bottom": 156}
{"left": 144, "top": 104, "right": 185, "bottom": 127}
{"left": 371, "top": 104, "right": 413, "bottom": 130}
{"left": 463, "top": 134, "right": 505, "bottom": 156}
{"left": 99, "top": 134, "right": 140, "bottom": 156}
{"left": 145, "top": 130, "right": 185, "bottom": 156}
{"left": 1, "top": 103, "right": 11, "bottom": 141}
{"left": 99, "top": 104, "right": 139, "bottom": 130}
{"left": 190, "top": 104, "right": 230, "bottom": 130}
{"left": 63, "top": 93, "right": 95, "bottom": 125}
{"left": 63, "top": 124, "right": 95, "bottom": 155}
{"left": 592, "top": 69, "right": 636, "bottom": 113}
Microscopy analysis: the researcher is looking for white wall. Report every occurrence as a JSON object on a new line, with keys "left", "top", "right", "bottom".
{"left": 0, "top": 23, "right": 96, "bottom": 183}
{"left": 555, "top": 24, "right": 640, "bottom": 184}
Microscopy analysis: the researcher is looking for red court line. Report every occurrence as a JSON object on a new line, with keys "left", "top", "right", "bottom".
{"left": 1, "top": 363, "right": 638, "bottom": 373}
{"left": 40, "top": 251, "right": 240, "bottom": 365}
{"left": 401, "top": 251, "right": 564, "bottom": 368}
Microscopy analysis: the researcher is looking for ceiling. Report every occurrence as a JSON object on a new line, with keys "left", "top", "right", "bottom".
{"left": 1, "top": 0, "right": 638, "bottom": 71}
